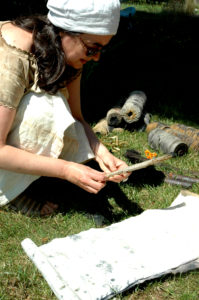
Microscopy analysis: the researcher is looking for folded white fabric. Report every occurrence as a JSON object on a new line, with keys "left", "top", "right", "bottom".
{"left": 21, "top": 190, "right": 199, "bottom": 300}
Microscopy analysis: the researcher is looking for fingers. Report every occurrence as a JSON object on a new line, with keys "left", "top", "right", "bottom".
{"left": 81, "top": 180, "right": 106, "bottom": 194}
{"left": 106, "top": 160, "right": 131, "bottom": 183}
{"left": 64, "top": 160, "right": 130, "bottom": 194}
{"left": 77, "top": 179, "right": 104, "bottom": 193}
{"left": 64, "top": 162, "right": 107, "bottom": 194}
{"left": 77, "top": 170, "right": 107, "bottom": 193}
{"left": 107, "top": 174, "right": 127, "bottom": 183}
{"left": 106, "top": 168, "right": 131, "bottom": 183}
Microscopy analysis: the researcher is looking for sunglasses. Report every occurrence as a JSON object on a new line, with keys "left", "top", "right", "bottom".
{"left": 79, "top": 36, "right": 104, "bottom": 57}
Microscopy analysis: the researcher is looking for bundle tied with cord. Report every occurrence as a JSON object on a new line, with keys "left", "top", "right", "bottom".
{"left": 146, "top": 122, "right": 199, "bottom": 151}
{"left": 148, "top": 128, "right": 188, "bottom": 156}
{"left": 121, "top": 90, "right": 147, "bottom": 124}
{"left": 106, "top": 107, "right": 123, "bottom": 128}
{"left": 93, "top": 90, "right": 149, "bottom": 135}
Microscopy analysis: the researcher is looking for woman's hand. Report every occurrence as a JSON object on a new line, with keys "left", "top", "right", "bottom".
{"left": 62, "top": 161, "right": 107, "bottom": 194}
{"left": 94, "top": 143, "right": 131, "bottom": 183}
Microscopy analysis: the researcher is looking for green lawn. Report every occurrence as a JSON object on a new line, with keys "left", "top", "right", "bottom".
{"left": 0, "top": 117, "right": 199, "bottom": 299}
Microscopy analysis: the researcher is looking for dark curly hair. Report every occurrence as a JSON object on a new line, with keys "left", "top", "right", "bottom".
{"left": 13, "top": 15, "right": 82, "bottom": 94}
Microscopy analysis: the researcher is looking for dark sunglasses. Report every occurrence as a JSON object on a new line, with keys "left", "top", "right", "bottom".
{"left": 79, "top": 36, "right": 104, "bottom": 57}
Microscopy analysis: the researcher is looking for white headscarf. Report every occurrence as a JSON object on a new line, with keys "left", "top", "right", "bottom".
{"left": 47, "top": 0, "right": 121, "bottom": 35}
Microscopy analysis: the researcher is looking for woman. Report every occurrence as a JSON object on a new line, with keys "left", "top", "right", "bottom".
{"left": 0, "top": 0, "right": 130, "bottom": 216}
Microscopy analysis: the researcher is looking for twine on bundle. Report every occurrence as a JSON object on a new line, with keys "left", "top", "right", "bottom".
{"left": 93, "top": 118, "right": 109, "bottom": 135}
{"left": 171, "top": 124, "right": 199, "bottom": 150}
{"left": 148, "top": 128, "right": 188, "bottom": 156}
{"left": 121, "top": 90, "right": 147, "bottom": 124}
{"left": 146, "top": 122, "right": 199, "bottom": 150}
{"left": 93, "top": 90, "right": 148, "bottom": 135}
{"left": 106, "top": 107, "right": 123, "bottom": 128}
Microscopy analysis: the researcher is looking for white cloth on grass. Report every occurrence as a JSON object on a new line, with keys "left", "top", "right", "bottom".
{"left": 21, "top": 190, "right": 199, "bottom": 300}
{"left": 0, "top": 91, "right": 94, "bottom": 206}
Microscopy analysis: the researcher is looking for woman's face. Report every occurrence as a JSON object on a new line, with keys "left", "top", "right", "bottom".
{"left": 61, "top": 33, "right": 113, "bottom": 69}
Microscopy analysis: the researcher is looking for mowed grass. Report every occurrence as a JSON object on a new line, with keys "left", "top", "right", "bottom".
{"left": 1, "top": 3, "right": 199, "bottom": 300}
{"left": 0, "top": 113, "right": 199, "bottom": 299}
{"left": 99, "top": 120, "right": 199, "bottom": 300}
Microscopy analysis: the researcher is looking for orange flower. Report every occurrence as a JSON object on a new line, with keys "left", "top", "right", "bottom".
{"left": 144, "top": 149, "right": 157, "bottom": 159}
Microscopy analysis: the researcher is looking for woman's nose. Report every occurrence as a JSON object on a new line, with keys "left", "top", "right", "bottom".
{"left": 91, "top": 52, "right": 101, "bottom": 61}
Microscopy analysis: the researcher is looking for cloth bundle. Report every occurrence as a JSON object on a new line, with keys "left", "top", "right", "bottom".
{"left": 120, "top": 90, "right": 147, "bottom": 124}
{"left": 148, "top": 128, "right": 188, "bottom": 156}
{"left": 93, "top": 90, "right": 149, "bottom": 135}
{"left": 146, "top": 122, "right": 199, "bottom": 155}
{"left": 22, "top": 190, "right": 199, "bottom": 300}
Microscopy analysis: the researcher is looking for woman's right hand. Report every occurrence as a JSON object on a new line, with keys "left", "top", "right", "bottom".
{"left": 62, "top": 161, "right": 107, "bottom": 194}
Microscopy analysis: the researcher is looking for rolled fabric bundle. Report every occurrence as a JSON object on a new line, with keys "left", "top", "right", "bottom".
{"left": 143, "top": 113, "right": 152, "bottom": 126}
{"left": 106, "top": 107, "right": 123, "bottom": 127}
{"left": 148, "top": 128, "right": 188, "bottom": 156}
{"left": 93, "top": 118, "right": 109, "bottom": 135}
{"left": 165, "top": 129, "right": 195, "bottom": 149}
{"left": 146, "top": 122, "right": 167, "bottom": 133}
{"left": 170, "top": 124, "right": 199, "bottom": 150}
{"left": 189, "top": 139, "right": 199, "bottom": 150}
{"left": 171, "top": 123, "right": 199, "bottom": 138}
{"left": 146, "top": 122, "right": 198, "bottom": 150}
{"left": 121, "top": 91, "right": 147, "bottom": 124}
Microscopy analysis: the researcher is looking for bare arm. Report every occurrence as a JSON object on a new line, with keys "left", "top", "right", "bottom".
{"left": 0, "top": 106, "right": 67, "bottom": 177}
{"left": 0, "top": 105, "right": 106, "bottom": 193}
{"left": 67, "top": 75, "right": 131, "bottom": 182}
{"left": 66, "top": 74, "right": 102, "bottom": 153}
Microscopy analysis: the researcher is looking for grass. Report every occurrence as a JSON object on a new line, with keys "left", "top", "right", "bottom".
{"left": 122, "top": 2, "right": 164, "bottom": 14}
{"left": 1, "top": 3, "right": 199, "bottom": 300}
{"left": 121, "top": 0, "right": 199, "bottom": 15}
{"left": 0, "top": 118, "right": 199, "bottom": 299}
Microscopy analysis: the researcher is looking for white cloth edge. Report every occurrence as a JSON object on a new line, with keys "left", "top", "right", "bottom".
{"left": 21, "top": 190, "right": 199, "bottom": 300}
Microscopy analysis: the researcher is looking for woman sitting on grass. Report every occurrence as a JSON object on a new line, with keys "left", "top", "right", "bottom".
{"left": 0, "top": 0, "right": 130, "bottom": 216}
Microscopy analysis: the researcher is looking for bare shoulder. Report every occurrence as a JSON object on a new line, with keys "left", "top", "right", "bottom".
{"left": 1, "top": 22, "right": 33, "bottom": 52}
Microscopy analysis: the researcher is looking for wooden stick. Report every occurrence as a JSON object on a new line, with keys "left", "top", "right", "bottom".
{"left": 106, "top": 154, "right": 173, "bottom": 178}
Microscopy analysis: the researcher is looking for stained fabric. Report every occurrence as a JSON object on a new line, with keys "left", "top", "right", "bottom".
{"left": 22, "top": 191, "right": 199, "bottom": 300}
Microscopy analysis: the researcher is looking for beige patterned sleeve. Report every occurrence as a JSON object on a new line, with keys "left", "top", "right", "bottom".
{"left": 0, "top": 52, "right": 28, "bottom": 109}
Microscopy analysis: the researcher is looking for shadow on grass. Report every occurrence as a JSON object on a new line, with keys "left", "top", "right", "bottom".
{"left": 26, "top": 161, "right": 143, "bottom": 224}
{"left": 118, "top": 268, "right": 199, "bottom": 299}
{"left": 127, "top": 166, "right": 165, "bottom": 187}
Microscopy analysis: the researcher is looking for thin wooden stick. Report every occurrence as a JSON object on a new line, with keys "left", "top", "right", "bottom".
{"left": 106, "top": 154, "right": 173, "bottom": 178}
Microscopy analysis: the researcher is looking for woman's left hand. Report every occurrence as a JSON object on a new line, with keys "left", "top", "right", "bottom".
{"left": 95, "top": 143, "right": 131, "bottom": 183}
{"left": 76, "top": 118, "right": 131, "bottom": 183}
